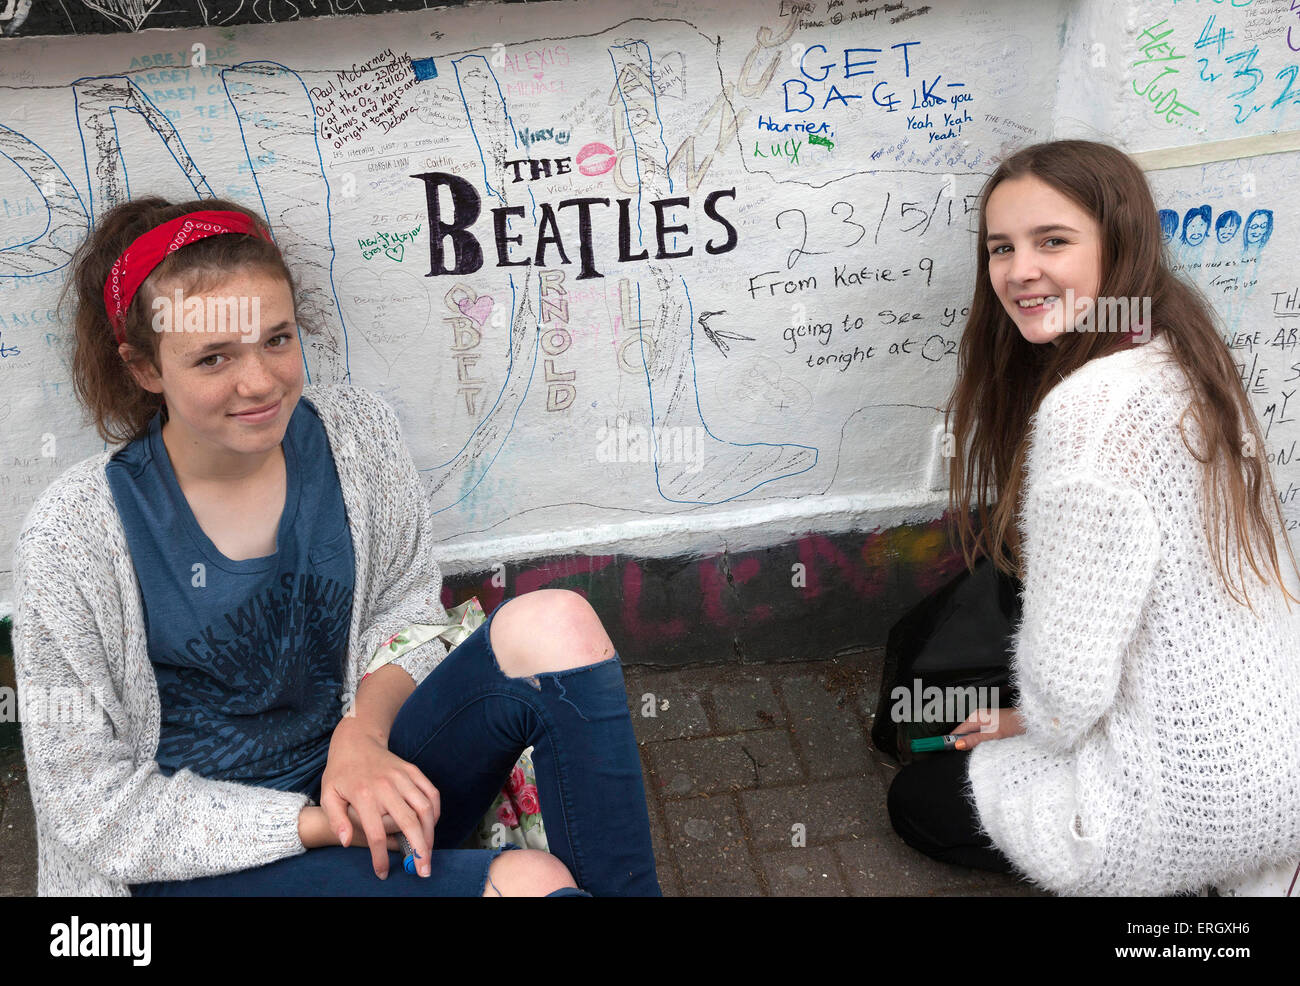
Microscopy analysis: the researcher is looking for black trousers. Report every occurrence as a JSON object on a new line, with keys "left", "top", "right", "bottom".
{"left": 886, "top": 750, "right": 1016, "bottom": 873}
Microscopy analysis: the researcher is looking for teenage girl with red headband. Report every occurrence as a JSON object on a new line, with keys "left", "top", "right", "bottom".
{"left": 12, "top": 197, "right": 661, "bottom": 897}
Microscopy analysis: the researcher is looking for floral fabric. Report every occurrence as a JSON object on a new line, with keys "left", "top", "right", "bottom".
{"left": 474, "top": 748, "right": 549, "bottom": 851}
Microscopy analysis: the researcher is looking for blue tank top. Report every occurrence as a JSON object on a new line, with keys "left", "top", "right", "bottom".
{"left": 106, "top": 395, "right": 354, "bottom": 793}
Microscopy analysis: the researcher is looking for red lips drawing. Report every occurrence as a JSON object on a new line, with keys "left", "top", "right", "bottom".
{"left": 576, "top": 141, "right": 616, "bottom": 177}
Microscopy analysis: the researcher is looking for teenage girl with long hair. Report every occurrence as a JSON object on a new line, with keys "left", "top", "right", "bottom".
{"left": 887, "top": 140, "right": 1300, "bottom": 896}
{"left": 12, "top": 197, "right": 661, "bottom": 896}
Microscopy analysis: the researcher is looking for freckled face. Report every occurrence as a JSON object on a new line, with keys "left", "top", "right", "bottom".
{"left": 984, "top": 175, "right": 1103, "bottom": 346}
{"left": 125, "top": 268, "right": 303, "bottom": 476}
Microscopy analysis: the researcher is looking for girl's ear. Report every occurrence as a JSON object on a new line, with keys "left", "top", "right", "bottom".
{"left": 119, "top": 342, "right": 165, "bottom": 395}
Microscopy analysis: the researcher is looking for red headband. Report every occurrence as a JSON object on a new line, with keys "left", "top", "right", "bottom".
{"left": 103, "top": 210, "right": 276, "bottom": 344}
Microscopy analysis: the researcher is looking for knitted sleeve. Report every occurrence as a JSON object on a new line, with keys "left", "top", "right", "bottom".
{"left": 347, "top": 389, "right": 449, "bottom": 697}
{"left": 11, "top": 535, "right": 311, "bottom": 886}
{"left": 1011, "top": 475, "right": 1162, "bottom": 752}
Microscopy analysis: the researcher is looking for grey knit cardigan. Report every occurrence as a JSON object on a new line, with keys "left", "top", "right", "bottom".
{"left": 11, "top": 384, "right": 450, "bottom": 896}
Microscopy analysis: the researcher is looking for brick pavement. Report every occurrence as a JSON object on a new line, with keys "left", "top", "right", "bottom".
{"left": 624, "top": 649, "right": 1047, "bottom": 897}
{"left": 0, "top": 648, "right": 1047, "bottom": 897}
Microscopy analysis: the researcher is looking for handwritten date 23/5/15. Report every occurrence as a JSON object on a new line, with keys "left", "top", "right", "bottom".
{"left": 776, "top": 189, "right": 972, "bottom": 270}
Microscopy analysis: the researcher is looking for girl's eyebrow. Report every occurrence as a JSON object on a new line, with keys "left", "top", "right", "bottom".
{"left": 985, "top": 224, "right": 1081, "bottom": 243}
{"left": 187, "top": 321, "right": 295, "bottom": 357}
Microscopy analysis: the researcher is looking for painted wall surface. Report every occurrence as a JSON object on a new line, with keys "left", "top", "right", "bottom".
{"left": 440, "top": 520, "right": 970, "bottom": 666}
{"left": 1, "top": 0, "right": 1299, "bottom": 626}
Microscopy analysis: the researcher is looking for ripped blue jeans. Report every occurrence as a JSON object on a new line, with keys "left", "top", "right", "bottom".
{"left": 131, "top": 598, "right": 662, "bottom": 897}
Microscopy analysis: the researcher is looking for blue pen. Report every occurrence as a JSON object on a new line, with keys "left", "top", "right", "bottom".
{"left": 397, "top": 832, "right": 419, "bottom": 875}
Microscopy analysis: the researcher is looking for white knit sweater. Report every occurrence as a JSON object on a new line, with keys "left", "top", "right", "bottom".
{"left": 967, "top": 332, "right": 1300, "bottom": 896}
{"left": 11, "top": 384, "right": 450, "bottom": 896}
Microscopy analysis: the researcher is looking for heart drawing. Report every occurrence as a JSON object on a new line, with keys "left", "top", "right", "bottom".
{"left": 341, "top": 266, "right": 432, "bottom": 377}
{"left": 458, "top": 294, "right": 495, "bottom": 328}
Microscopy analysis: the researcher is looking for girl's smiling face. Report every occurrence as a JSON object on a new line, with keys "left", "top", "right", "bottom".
{"left": 984, "top": 175, "right": 1103, "bottom": 346}
{"left": 124, "top": 267, "right": 304, "bottom": 480}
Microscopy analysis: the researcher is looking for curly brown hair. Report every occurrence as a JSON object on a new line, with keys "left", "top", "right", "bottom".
{"left": 61, "top": 197, "right": 319, "bottom": 446}
{"left": 946, "top": 139, "right": 1299, "bottom": 611}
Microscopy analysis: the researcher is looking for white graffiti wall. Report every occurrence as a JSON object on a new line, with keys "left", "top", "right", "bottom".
{"left": 2, "top": 0, "right": 1299, "bottom": 615}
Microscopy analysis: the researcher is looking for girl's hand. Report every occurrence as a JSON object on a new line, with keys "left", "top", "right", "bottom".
{"left": 950, "top": 708, "right": 1025, "bottom": 750}
{"left": 318, "top": 717, "right": 441, "bottom": 879}
{"left": 298, "top": 804, "right": 405, "bottom": 851}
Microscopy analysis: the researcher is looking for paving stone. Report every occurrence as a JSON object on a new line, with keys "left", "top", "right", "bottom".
{"left": 0, "top": 753, "right": 35, "bottom": 897}
{"left": 623, "top": 670, "right": 712, "bottom": 740}
{"left": 739, "top": 775, "right": 887, "bottom": 851}
{"left": 832, "top": 831, "right": 1044, "bottom": 897}
{"left": 663, "top": 796, "right": 763, "bottom": 896}
{"left": 710, "top": 678, "right": 782, "bottom": 733}
{"left": 869, "top": 756, "right": 905, "bottom": 811}
{"left": 642, "top": 793, "right": 681, "bottom": 898}
{"left": 857, "top": 669, "right": 886, "bottom": 722}
{"left": 833, "top": 648, "right": 885, "bottom": 705}
{"left": 780, "top": 674, "right": 875, "bottom": 779}
{"left": 762, "top": 845, "right": 847, "bottom": 897}
{"left": 647, "top": 730, "right": 802, "bottom": 798}
{"left": 855, "top": 649, "right": 892, "bottom": 730}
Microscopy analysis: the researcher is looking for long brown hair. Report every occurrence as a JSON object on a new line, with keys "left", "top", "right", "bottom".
{"left": 61, "top": 197, "right": 317, "bottom": 446}
{"left": 946, "top": 139, "right": 1299, "bottom": 610}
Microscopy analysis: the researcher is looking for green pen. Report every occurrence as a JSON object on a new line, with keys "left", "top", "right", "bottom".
{"left": 910, "top": 734, "right": 970, "bottom": 753}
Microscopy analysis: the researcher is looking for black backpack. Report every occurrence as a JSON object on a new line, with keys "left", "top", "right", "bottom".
{"left": 871, "top": 555, "right": 1023, "bottom": 762}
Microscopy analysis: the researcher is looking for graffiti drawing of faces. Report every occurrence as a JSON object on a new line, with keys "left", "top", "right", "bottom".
{"left": 1214, "top": 211, "right": 1241, "bottom": 244}
{"left": 1244, "top": 209, "right": 1273, "bottom": 248}
{"left": 1181, "top": 205, "right": 1210, "bottom": 246}
{"left": 1158, "top": 209, "right": 1178, "bottom": 244}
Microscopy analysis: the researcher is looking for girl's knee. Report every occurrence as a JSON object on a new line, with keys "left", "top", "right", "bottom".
{"left": 492, "top": 589, "right": 615, "bottom": 676}
{"left": 482, "top": 849, "right": 577, "bottom": 897}
{"left": 500, "top": 589, "right": 602, "bottom": 636}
